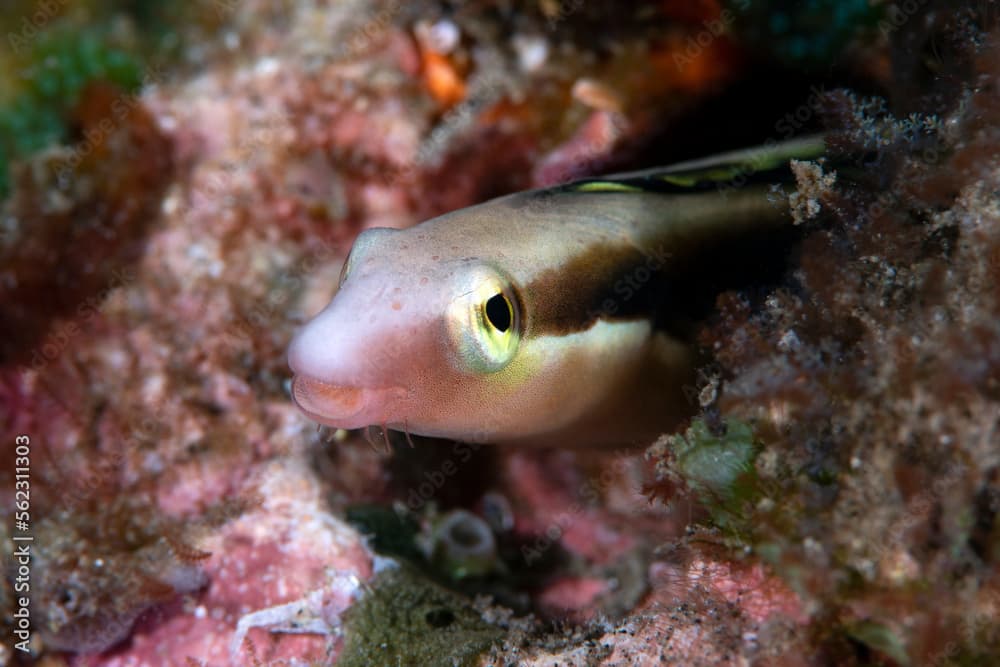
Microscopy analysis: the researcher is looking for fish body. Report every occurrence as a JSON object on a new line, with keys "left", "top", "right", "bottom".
{"left": 288, "top": 136, "right": 826, "bottom": 446}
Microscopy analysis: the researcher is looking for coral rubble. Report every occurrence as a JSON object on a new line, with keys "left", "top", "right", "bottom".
{"left": 1, "top": 1, "right": 998, "bottom": 666}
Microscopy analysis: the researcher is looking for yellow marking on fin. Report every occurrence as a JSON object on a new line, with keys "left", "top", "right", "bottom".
{"left": 658, "top": 174, "right": 700, "bottom": 187}
{"left": 574, "top": 181, "right": 643, "bottom": 193}
{"left": 660, "top": 167, "right": 745, "bottom": 186}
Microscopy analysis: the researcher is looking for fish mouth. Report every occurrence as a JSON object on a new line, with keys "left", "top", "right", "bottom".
{"left": 290, "top": 374, "right": 405, "bottom": 429}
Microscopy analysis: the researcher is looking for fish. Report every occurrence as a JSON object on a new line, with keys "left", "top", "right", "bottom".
{"left": 287, "top": 135, "right": 827, "bottom": 446}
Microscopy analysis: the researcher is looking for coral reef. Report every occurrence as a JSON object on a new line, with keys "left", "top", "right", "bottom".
{"left": 0, "top": 79, "right": 172, "bottom": 365}
{"left": 336, "top": 560, "right": 505, "bottom": 667}
{"left": 0, "top": 22, "right": 143, "bottom": 199}
{"left": 1, "top": 0, "right": 998, "bottom": 665}
{"left": 28, "top": 500, "right": 210, "bottom": 653}
{"left": 646, "top": 6, "right": 1000, "bottom": 663}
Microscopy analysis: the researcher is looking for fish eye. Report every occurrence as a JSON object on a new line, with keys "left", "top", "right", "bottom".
{"left": 447, "top": 270, "right": 522, "bottom": 373}
{"left": 484, "top": 293, "right": 512, "bottom": 333}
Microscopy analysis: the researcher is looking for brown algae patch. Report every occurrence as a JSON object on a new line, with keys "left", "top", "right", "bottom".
{"left": 337, "top": 562, "right": 505, "bottom": 667}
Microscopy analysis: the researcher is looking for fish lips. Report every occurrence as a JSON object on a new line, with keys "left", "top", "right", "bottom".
{"left": 290, "top": 374, "right": 406, "bottom": 429}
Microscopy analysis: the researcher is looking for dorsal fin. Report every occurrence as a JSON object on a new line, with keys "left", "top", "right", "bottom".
{"left": 562, "top": 134, "right": 827, "bottom": 195}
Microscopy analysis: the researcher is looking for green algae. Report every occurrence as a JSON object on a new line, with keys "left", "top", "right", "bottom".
{"left": 0, "top": 0, "right": 201, "bottom": 199}
{"left": 665, "top": 418, "right": 763, "bottom": 536}
{"left": 337, "top": 563, "right": 505, "bottom": 667}
{"left": 847, "top": 620, "right": 911, "bottom": 667}
{"left": 0, "top": 23, "right": 143, "bottom": 198}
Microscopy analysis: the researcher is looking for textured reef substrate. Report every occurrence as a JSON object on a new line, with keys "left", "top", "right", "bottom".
{"left": 1, "top": 1, "right": 999, "bottom": 666}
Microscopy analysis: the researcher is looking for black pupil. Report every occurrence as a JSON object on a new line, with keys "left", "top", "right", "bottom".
{"left": 485, "top": 293, "right": 511, "bottom": 332}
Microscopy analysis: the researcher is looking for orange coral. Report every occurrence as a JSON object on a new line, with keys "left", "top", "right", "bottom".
{"left": 421, "top": 49, "right": 467, "bottom": 108}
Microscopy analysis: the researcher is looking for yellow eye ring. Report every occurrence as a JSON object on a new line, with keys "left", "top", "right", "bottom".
{"left": 447, "top": 270, "right": 522, "bottom": 374}
{"left": 475, "top": 287, "right": 519, "bottom": 368}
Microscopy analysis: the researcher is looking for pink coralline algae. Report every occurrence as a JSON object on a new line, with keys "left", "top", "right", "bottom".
{"left": 3, "top": 1, "right": 999, "bottom": 666}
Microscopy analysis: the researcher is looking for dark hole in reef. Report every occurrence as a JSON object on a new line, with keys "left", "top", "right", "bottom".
{"left": 485, "top": 293, "right": 511, "bottom": 332}
{"left": 58, "top": 589, "right": 74, "bottom": 607}
{"left": 425, "top": 607, "right": 456, "bottom": 628}
{"left": 969, "top": 466, "right": 1000, "bottom": 561}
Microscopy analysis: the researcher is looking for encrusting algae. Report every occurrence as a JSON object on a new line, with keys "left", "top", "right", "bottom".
{"left": 2, "top": 1, "right": 999, "bottom": 665}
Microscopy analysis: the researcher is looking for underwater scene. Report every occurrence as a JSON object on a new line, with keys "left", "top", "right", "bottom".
{"left": 1, "top": 1, "right": 999, "bottom": 665}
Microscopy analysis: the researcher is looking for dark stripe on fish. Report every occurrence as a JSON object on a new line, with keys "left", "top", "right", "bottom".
{"left": 522, "top": 211, "right": 804, "bottom": 339}
{"left": 523, "top": 241, "right": 671, "bottom": 336}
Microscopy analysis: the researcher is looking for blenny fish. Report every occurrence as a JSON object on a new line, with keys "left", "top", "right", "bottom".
{"left": 288, "top": 136, "right": 826, "bottom": 446}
